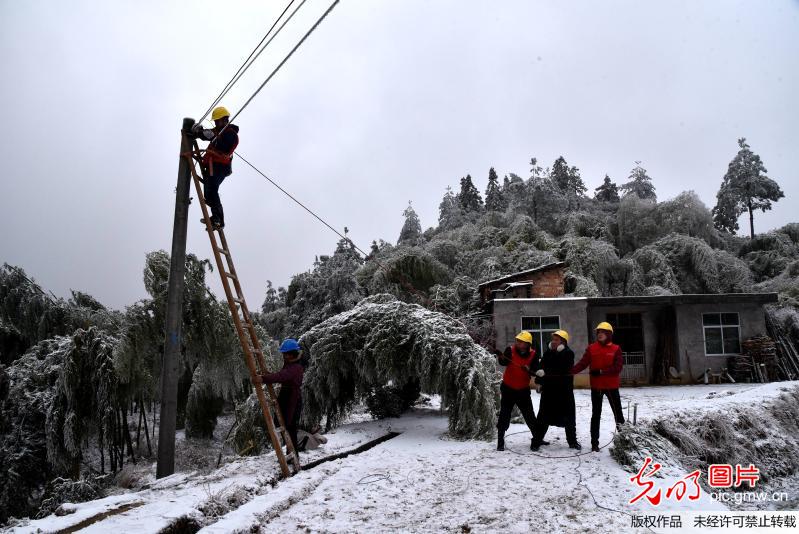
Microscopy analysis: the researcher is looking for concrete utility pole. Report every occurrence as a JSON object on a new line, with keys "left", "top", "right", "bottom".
{"left": 157, "top": 117, "right": 195, "bottom": 478}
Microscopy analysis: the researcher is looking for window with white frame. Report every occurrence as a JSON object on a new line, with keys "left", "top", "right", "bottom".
{"left": 702, "top": 313, "right": 741, "bottom": 355}
{"left": 521, "top": 315, "right": 560, "bottom": 356}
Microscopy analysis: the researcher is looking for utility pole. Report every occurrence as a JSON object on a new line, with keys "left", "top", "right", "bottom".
{"left": 157, "top": 117, "right": 195, "bottom": 478}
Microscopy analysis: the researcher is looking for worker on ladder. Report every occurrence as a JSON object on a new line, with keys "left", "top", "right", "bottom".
{"left": 256, "top": 339, "right": 305, "bottom": 459}
{"left": 190, "top": 106, "right": 239, "bottom": 230}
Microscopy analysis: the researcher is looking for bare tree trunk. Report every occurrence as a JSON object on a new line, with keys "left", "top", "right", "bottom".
{"left": 748, "top": 202, "right": 755, "bottom": 239}
{"left": 116, "top": 408, "right": 124, "bottom": 470}
{"left": 110, "top": 416, "right": 117, "bottom": 473}
{"left": 136, "top": 398, "right": 143, "bottom": 450}
{"left": 99, "top": 429, "right": 105, "bottom": 475}
{"left": 122, "top": 407, "right": 137, "bottom": 464}
{"left": 142, "top": 399, "right": 153, "bottom": 456}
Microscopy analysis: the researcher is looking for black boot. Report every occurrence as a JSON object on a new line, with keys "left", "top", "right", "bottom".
{"left": 497, "top": 433, "right": 505, "bottom": 451}
{"left": 591, "top": 443, "right": 600, "bottom": 452}
{"left": 569, "top": 441, "right": 582, "bottom": 450}
{"left": 530, "top": 439, "right": 542, "bottom": 452}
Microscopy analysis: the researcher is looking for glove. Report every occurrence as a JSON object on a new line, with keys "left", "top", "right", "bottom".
{"left": 191, "top": 123, "right": 204, "bottom": 135}
{"left": 590, "top": 369, "right": 602, "bottom": 377}
{"left": 535, "top": 369, "right": 545, "bottom": 378}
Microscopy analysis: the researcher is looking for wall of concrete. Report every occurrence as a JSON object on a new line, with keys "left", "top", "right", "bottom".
{"left": 675, "top": 302, "right": 769, "bottom": 380}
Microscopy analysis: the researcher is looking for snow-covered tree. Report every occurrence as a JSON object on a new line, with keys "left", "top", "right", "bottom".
{"left": 594, "top": 175, "right": 620, "bottom": 203}
{"left": 484, "top": 167, "right": 507, "bottom": 212}
{"left": 438, "top": 186, "right": 464, "bottom": 230}
{"left": 620, "top": 161, "right": 657, "bottom": 201}
{"left": 458, "top": 174, "right": 484, "bottom": 213}
{"left": 261, "top": 280, "right": 280, "bottom": 314}
{"left": 299, "top": 294, "right": 497, "bottom": 439}
{"left": 398, "top": 201, "right": 422, "bottom": 245}
{"left": 712, "top": 138, "right": 784, "bottom": 239}
{"left": 657, "top": 191, "right": 715, "bottom": 243}
{"left": 549, "top": 156, "right": 587, "bottom": 211}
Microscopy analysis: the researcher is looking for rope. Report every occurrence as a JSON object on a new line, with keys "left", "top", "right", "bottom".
{"left": 503, "top": 429, "right": 613, "bottom": 459}
{"left": 198, "top": 0, "right": 308, "bottom": 124}
{"left": 215, "top": 0, "right": 341, "bottom": 140}
{"left": 503, "top": 429, "right": 656, "bottom": 532}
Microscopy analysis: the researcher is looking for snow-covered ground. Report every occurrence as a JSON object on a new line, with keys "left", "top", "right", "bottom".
{"left": 12, "top": 383, "right": 799, "bottom": 534}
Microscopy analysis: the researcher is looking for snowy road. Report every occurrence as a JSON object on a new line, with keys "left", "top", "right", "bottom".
{"left": 14, "top": 382, "right": 799, "bottom": 533}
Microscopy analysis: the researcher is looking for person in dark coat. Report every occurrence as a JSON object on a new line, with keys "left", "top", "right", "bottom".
{"left": 531, "top": 330, "right": 581, "bottom": 450}
{"left": 257, "top": 338, "right": 304, "bottom": 455}
{"left": 190, "top": 106, "right": 240, "bottom": 230}
{"left": 494, "top": 331, "right": 539, "bottom": 452}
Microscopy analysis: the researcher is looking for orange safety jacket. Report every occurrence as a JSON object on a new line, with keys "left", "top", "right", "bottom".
{"left": 202, "top": 124, "right": 239, "bottom": 176}
{"left": 572, "top": 341, "right": 623, "bottom": 389}
{"left": 501, "top": 345, "right": 537, "bottom": 390}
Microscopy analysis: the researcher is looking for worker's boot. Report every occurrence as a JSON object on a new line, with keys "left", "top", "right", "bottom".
{"left": 568, "top": 441, "right": 582, "bottom": 451}
{"left": 497, "top": 432, "right": 505, "bottom": 451}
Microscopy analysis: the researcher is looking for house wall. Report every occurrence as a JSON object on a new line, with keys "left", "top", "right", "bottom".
{"left": 674, "top": 302, "right": 769, "bottom": 380}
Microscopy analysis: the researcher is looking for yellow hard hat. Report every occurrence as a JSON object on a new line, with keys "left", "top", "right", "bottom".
{"left": 595, "top": 321, "right": 614, "bottom": 333}
{"left": 553, "top": 330, "right": 570, "bottom": 343}
{"left": 211, "top": 106, "right": 231, "bottom": 121}
{"left": 515, "top": 331, "right": 533, "bottom": 344}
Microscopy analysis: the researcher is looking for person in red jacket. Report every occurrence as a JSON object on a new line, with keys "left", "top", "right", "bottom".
{"left": 571, "top": 321, "right": 625, "bottom": 452}
{"left": 256, "top": 339, "right": 304, "bottom": 456}
{"left": 494, "top": 331, "right": 539, "bottom": 451}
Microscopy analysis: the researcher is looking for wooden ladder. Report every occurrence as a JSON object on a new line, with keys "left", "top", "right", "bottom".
{"left": 183, "top": 137, "right": 300, "bottom": 477}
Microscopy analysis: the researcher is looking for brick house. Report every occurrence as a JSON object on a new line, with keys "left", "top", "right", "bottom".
{"left": 478, "top": 262, "right": 566, "bottom": 304}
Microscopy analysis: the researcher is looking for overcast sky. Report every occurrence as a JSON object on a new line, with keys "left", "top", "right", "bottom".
{"left": 1, "top": 0, "right": 797, "bottom": 310}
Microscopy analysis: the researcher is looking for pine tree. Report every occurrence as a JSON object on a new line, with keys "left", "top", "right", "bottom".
{"left": 550, "top": 156, "right": 586, "bottom": 209}
{"left": 551, "top": 156, "right": 571, "bottom": 191}
{"left": 526, "top": 158, "right": 551, "bottom": 223}
{"left": 458, "top": 174, "right": 484, "bottom": 213}
{"left": 620, "top": 162, "right": 657, "bottom": 201}
{"left": 438, "top": 186, "right": 462, "bottom": 228}
{"left": 594, "top": 175, "right": 620, "bottom": 203}
{"left": 262, "top": 280, "right": 279, "bottom": 313}
{"left": 712, "top": 138, "right": 784, "bottom": 239}
{"left": 484, "top": 167, "right": 507, "bottom": 212}
{"left": 398, "top": 201, "right": 422, "bottom": 245}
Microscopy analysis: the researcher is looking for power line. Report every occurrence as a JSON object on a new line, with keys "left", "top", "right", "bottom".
{"left": 216, "top": 0, "right": 340, "bottom": 139}
{"left": 198, "top": 0, "right": 309, "bottom": 124}
{"left": 235, "top": 151, "right": 367, "bottom": 257}
{"left": 234, "top": 151, "right": 447, "bottom": 308}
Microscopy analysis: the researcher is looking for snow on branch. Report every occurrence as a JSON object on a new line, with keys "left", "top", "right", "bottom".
{"left": 299, "top": 294, "right": 498, "bottom": 440}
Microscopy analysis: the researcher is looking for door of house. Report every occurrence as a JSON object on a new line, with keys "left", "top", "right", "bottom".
{"left": 606, "top": 312, "right": 647, "bottom": 382}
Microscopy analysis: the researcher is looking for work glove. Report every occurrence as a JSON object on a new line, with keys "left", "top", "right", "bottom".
{"left": 191, "top": 123, "right": 204, "bottom": 135}
{"left": 535, "top": 369, "right": 545, "bottom": 377}
{"left": 590, "top": 369, "right": 602, "bottom": 376}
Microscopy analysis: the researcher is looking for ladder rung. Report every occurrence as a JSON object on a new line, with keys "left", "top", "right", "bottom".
{"left": 232, "top": 298, "right": 246, "bottom": 305}
{"left": 218, "top": 248, "right": 231, "bottom": 256}
{"left": 224, "top": 272, "right": 237, "bottom": 280}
